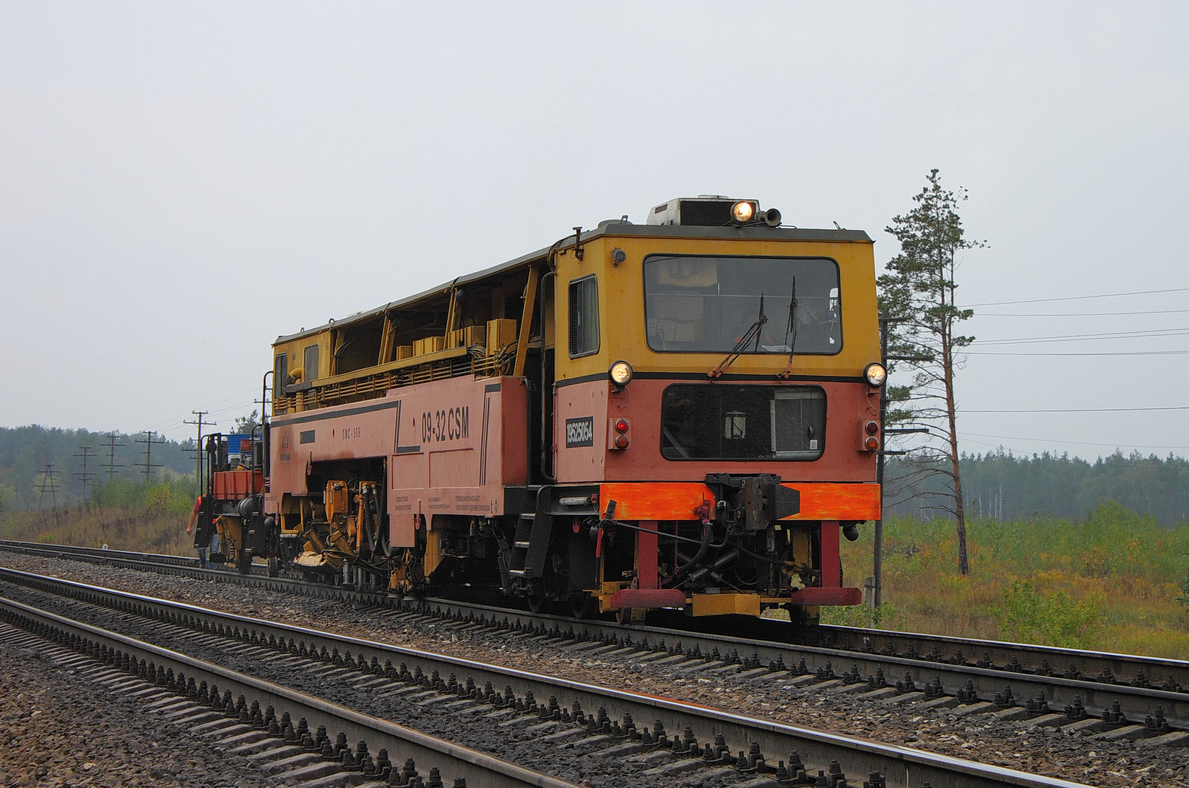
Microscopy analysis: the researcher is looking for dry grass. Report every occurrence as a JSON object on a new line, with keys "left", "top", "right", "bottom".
{"left": 0, "top": 477, "right": 201, "bottom": 556}
{"left": 0, "top": 506, "right": 194, "bottom": 557}
{"left": 829, "top": 502, "right": 1189, "bottom": 658}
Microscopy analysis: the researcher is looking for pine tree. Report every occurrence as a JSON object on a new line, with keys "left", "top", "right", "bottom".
{"left": 879, "top": 169, "right": 984, "bottom": 574}
{"left": 233, "top": 410, "right": 261, "bottom": 434}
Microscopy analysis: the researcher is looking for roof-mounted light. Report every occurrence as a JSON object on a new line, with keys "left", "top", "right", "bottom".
{"left": 731, "top": 201, "right": 755, "bottom": 224}
{"left": 647, "top": 197, "right": 773, "bottom": 227}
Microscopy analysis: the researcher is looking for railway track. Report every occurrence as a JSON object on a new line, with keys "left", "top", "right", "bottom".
{"left": 0, "top": 590, "right": 576, "bottom": 787}
{"left": 3, "top": 538, "right": 1187, "bottom": 748}
{"left": 0, "top": 565, "right": 1100, "bottom": 788}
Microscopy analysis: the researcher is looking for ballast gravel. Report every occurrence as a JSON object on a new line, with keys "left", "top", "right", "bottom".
{"left": 0, "top": 626, "right": 277, "bottom": 788}
{"left": 0, "top": 580, "right": 741, "bottom": 788}
{"left": 2, "top": 553, "right": 1187, "bottom": 788}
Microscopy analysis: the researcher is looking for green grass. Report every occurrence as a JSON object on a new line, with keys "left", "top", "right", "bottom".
{"left": 827, "top": 502, "right": 1189, "bottom": 657}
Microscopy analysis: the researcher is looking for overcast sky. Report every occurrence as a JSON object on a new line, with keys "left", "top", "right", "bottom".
{"left": 2, "top": 2, "right": 1186, "bottom": 460}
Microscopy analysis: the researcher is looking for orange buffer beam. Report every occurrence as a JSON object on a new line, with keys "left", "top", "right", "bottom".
{"left": 777, "top": 483, "right": 880, "bottom": 521}
{"left": 599, "top": 483, "right": 715, "bottom": 522}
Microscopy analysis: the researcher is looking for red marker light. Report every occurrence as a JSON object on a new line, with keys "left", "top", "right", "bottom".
{"left": 864, "top": 421, "right": 879, "bottom": 435}
{"left": 608, "top": 417, "right": 631, "bottom": 450}
{"left": 865, "top": 436, "right": 880, "bottom": 451}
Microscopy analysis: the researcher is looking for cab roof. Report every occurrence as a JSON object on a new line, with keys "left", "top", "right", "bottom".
{"left": 274, "top": 222, "right": 873, "bottom": 345}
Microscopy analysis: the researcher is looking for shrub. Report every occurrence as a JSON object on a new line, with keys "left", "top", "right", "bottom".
{"left": 821, "top": 601, "right": 906, "bottom": 631}
{"left": 992, "top": 579, "right": 1104, "bottom": 649}
{"left": 1177, "top": 573, "right": 1189, "bottom": 618}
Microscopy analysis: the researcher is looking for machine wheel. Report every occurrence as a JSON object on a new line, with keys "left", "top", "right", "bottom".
{"left": 237, "top": 550, "right": 252, "bottom": 575}
{"left": 267, "top": 555, "right": 279, "bottom": 578}
{"left": 614, "top": 607, "right": 632, "bottom": 625}
{"left": 569, "top": 593, "right": 597, "bottom": 619}
{"left": 527, "top": 590, "right": 548, "bottom": 614}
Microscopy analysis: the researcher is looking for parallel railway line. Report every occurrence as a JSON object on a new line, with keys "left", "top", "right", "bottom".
{"left": 0, "top": 592, "right": 576, "bottom": 788}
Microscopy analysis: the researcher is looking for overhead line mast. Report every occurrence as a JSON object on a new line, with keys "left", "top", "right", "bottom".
{"left": 36, "top": 464, "right": 60, "bottom": 510}
{"left": 73, "top": 445, "right": 96, "bottom": 505}
{"left": 134, "top": 431, "right": 165, "bottom": 480}
{"left": 100, "top": 431, "right": 125, "bottom": 481}
{"left": 184, "top": 411, "right": 215, "bottom": 496}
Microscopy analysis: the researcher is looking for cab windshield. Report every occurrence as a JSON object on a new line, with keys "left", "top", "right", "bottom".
{"left": 643, "top": 255, "right": 841, "bottom": 354}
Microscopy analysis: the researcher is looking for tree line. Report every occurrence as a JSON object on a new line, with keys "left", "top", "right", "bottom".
{"left": 885, "top": 450, "right": 1189, "bottom": 527}
{"left": 0, "top": 425, "right": 196, "bottom": 511}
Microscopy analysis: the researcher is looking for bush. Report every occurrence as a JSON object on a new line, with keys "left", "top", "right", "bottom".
{"left": 821, "top": 601, "right": 906, "bottom": 630}
{"left": 992, "top": 579, "right": 1104, "bottom": 649}
{"left": 93, "top": 477, "right": 196, "bottom": 514}
{"left": 1177, "top": 573, "right": 1189, "bottom": 618}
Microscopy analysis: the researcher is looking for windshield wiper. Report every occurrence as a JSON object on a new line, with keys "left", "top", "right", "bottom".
{"left": 710, "top": 293, "right": 767, "bottom": 378}
{"left": 780, "top": 277, "right": 798, "bottom": 378}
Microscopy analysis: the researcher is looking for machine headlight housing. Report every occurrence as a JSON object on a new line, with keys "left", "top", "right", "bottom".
{"left": 609, "top": 360, "right": 633, "bottom": 388}
{"left": 730, "top": 201, "right": 755, "bottom": 223}
{"left": 864, "top": 362, "right": 887, "bottom": 388}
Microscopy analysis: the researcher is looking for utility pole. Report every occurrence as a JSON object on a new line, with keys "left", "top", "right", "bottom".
{"left": 100, "top": 431, "right": 125, "bottom": 480}
{"left": 73, "top": 446, "right": 96, "bottom": 505}
{"left": 254, "top": 395, "right": 270, "bottom": 427}
{"left": 184, "top": 411, "right": 214, "bottom": 497}
{"left": 134, "top": 431, "right": 165, "bottom": 480}
{"left": 874, "top": 314, "right": 928, "bottom": 610}
{"left": 36, "top": 464, "right": 60, "bottom": 510}
{"left": 874, "top": 319, "right": 889, "bottom": 610}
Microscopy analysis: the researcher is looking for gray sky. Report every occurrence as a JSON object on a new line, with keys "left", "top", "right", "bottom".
{"left": 2, "top": 2, "right": 1186, "bottom": 460}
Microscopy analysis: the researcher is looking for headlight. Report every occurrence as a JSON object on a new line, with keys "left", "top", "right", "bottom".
{"left": 864, "top": 362, "right": 887, "bottom": 388}
{"left": 609, "top": 360, "right": 633, "bottom": 387}
{"left": 730, "top": 201, "right": 755, "bottom": 223}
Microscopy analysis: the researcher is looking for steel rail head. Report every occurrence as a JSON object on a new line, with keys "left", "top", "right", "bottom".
{"left": 818, "top": 622, "right": 1189, "bottom": 682}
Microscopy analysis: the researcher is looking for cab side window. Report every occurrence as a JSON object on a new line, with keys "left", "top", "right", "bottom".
{"left": 275, "top": 354, "right": 288, "bottom": 387}
{"left": 303, "top": 344, "right": 319, "bottom": 382}
{"left": 568, "top": 275, "right": 599, "bottom": 357}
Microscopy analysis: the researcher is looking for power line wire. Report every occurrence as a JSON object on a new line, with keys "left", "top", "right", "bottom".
{"left": 967, "top": 350, "right": 1189, "bottom": 356}
{"left": 964, "top": 405, "right": 1189, "bottom": 413}
{"left": 976, "top": 327, "right": 1189, "bottom": 346}
{"left": 978, "top": 308, "right": 1189, "bottom": 318}
{"left": 960, "top": 431, "right": 1187, "bottom": 451}
{"left": 143, "top": 389, "right": 258, "bottom": 434}
{"left": 960, "top": 286, "right": 1189, "bottom": 308}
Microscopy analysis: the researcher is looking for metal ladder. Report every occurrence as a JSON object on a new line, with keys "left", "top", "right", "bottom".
{"left": 506, "top": 511, "right": 552, "bottom": 581}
